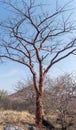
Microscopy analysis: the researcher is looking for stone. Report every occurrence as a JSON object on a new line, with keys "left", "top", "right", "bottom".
{"left": 29, "top": 126, "right": 37, "bottom": 130}
{"left": 4, "top": 126, "right": 24, "bottom": 130}
{"left": 42, "top": 118, "right": 54, "bottom": 129}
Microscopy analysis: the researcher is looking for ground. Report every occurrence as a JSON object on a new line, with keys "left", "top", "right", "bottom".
{"left": 0, "top": 110, "right": 35, "bottom": 130}
{"left": 0, "top": 110, "right": 76, "bottom": 130}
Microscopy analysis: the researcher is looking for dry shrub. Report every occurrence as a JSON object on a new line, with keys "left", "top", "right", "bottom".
{"left": 0, "top": 110, "right": 35, "bottom": 130}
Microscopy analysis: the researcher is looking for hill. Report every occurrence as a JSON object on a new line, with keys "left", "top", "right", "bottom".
{"left": 9, "top": 85, "right": 51, "bottom": 113}
{"left": 9, "top": 85, "right": 76, "bottom": 113}
{"left": 9, "top": 85, "right": 35, "bottom": 102}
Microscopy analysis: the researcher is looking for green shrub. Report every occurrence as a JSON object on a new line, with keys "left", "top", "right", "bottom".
{"left": 0, "top": 89, "right": 8, "bottom": 100}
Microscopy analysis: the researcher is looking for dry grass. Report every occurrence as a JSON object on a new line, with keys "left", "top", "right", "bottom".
{"left": 0, "top": 110, "right": 75, "bottom": 130}
{"left": 0, "top": 110, "right": 59, "bottom": 130}
{"left": 0, "top": 110, "right": 35, "bottom": 130}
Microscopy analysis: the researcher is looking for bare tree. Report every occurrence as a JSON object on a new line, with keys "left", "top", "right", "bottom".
{"left": 49, "top": 74, "right": 75, "bottom": 130}
{"left": 0, "top": 0, "right": 76, "bottom": 130}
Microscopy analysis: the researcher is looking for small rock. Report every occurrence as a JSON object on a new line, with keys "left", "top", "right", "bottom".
{"left": 42, "top": 118, "right": 54, "bottom": 129}
{"left": 4, "top": 126, "right": 24, "bottom": 130}
{"left": 29, "top": 126, "right": 37, "bottom": 130}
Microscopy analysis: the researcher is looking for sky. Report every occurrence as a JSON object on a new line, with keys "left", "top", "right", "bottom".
{"left": 0, "top": 0, "right": 76, "bottom": 93}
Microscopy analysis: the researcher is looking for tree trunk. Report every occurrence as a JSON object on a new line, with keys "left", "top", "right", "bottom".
{"left": 36, "top": 93, "right": 43, "bottom": 130}
{"left": 33, "top": 67, "right": 44, "bottom": 130}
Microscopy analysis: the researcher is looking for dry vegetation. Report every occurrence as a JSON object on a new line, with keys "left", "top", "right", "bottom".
{"left": 0, "top": 110, "right": 35, "bottom": 130}
{"left": 0, "top": 110, "right": 75, "bottom": 130}
{"left": 0, "top": 110, "right": 62, "bottom": 130}
{"left": 0, "top": 74, "right": 76, "bottom": 130}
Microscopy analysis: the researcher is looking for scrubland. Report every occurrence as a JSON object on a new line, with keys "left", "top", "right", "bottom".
{"left": 0, "top": 110, "right": 35, "bottom": 130}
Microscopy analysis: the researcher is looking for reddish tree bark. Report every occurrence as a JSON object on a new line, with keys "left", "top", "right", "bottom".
{"left": 36, "top": 93, "right": 43, "bottom": 130}
{"left": 34, "top": 70, "right": 44, "bottom": 130}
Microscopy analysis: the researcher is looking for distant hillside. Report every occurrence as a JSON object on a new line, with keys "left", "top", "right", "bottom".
{"left": 9, "top": 85, "right": 35, "bottom": 102}
{"left": 9, "top": 85, "right": 76, "bottom": 113}
{"left": 9, "top": 85, "right": 51, "bottom": 102}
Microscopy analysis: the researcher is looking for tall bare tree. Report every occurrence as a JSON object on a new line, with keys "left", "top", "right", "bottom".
{"left": 0, "top": 0, "right": 76, "bottom": 130}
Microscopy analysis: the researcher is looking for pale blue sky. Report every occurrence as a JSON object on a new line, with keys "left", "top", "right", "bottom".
{"left": 0, "top": 0, "right": 76, "bottom": 93}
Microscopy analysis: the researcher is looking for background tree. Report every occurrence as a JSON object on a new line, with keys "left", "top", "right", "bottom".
{"left": 47, "top": 74, "right": 76, "bottom": 130}
{"left": 0, "top": 89, "right": 8, "bottom": 100}
{"left": 0, "top": 89, "right": 9, "bottom": 109}
{"left": 0, "top": 0, "right": 76, "bottom": 130}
